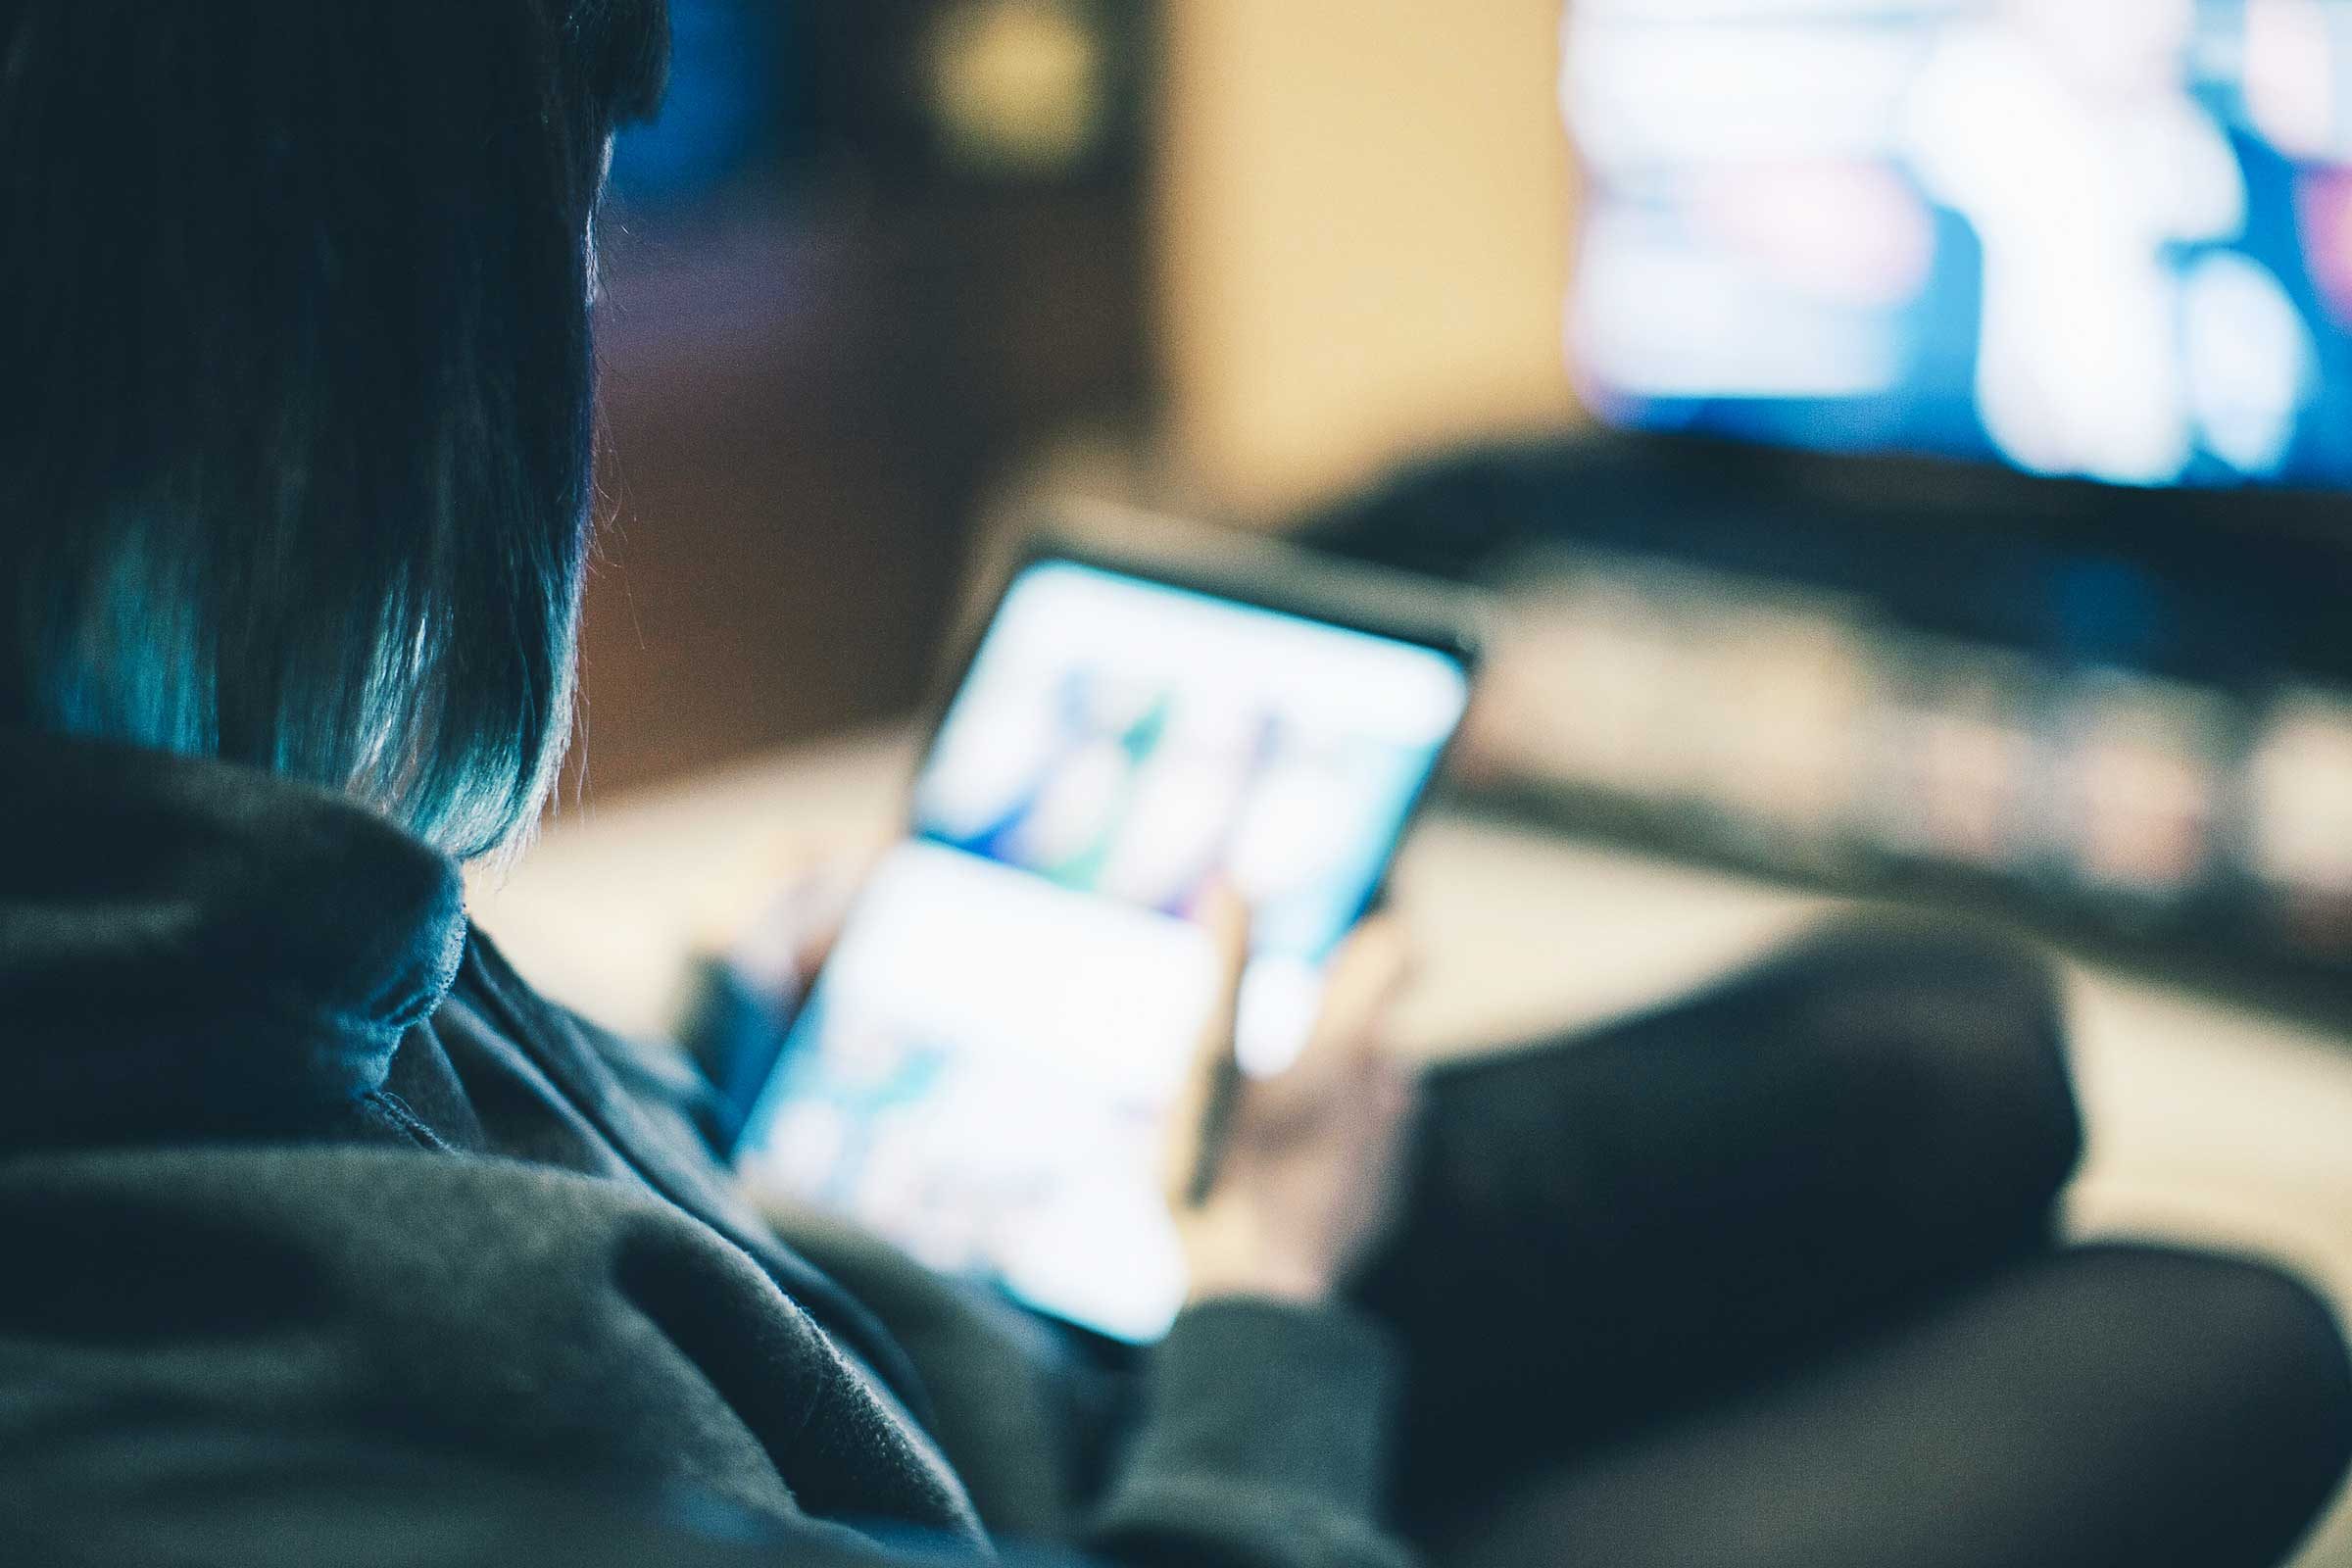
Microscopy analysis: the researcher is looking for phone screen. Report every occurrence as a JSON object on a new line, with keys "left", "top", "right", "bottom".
{"left": 734, "top": 558, "right": 1473, "bottom": 1340}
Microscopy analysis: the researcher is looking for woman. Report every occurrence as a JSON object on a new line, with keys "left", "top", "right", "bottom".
{"left": 0, "top": 5, "right": 2344, "bottom": 1566}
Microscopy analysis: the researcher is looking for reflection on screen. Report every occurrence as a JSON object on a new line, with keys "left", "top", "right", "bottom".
{"left": 736, "top": 561, "right": 1470, "bottom": 1340}
{"left": 1567, "top": 0, "right": 2352, "bottom": 491}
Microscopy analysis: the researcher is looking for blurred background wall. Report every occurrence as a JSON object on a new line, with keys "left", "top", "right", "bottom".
{"left": 1156, "top": 0, "right": 1582, "bottom": 518}
{"left": 578, "top": 0, "right": 1152, "bottom": 797}
{"left": 574, "top": 0, "right": 1583, "bottom": 801}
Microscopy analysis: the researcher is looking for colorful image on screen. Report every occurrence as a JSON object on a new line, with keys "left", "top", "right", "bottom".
{"left": 1567, "top": 0, "right": 2352, "bottom": 491}
{"left": 914, "top": 561, "right": 1470, "bottom": 960}
{"left": 735, "top": 560, "right": 1471, "bottom": 1341}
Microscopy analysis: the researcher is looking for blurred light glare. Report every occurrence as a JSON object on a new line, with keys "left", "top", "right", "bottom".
{"left": 2180, "top": 250, "right": 2316, "bottom": 475}
{"left": 925, "top": 0, "right": 1107, "bottom": 173}
{"left": 2245, "top": 0, "right": 2343, "bottom": 158}
{"left": 1566, "top": 0, "right": 2352, "bottom": 490}
{"left": 2293, "top": 171, "right": 2352, "bottom": 327}
{"left": 1567, "top": 25, "right": 1924, "bottom": 169}
{"left": 1707, "top": 165, "right": 1938, "bottom": 308}
{"left": 1576, "top": 222, "right": 1905, "bottom": 396}
{"left": 2250, "top": 693, "right": 2352, "bottom": 895}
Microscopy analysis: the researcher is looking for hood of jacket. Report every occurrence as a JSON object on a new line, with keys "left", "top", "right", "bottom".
{"left": 0, "top": 726, "right": 466, "bottom": 1150}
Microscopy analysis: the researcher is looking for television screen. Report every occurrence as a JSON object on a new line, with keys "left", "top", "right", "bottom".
{"left": 1565, "top": 0, "right": 2352, "bottom": 491}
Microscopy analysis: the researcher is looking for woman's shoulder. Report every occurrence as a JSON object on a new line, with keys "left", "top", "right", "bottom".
{"left": 0, "top": 1141, "right": 982, "bottom": 1541}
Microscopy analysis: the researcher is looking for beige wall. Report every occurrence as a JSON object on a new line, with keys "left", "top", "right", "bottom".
{"left": 1154, "top": 0, "right": 1584, "bottom": 522}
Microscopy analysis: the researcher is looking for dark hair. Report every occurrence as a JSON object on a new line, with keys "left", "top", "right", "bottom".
{"left": 0, "top": 0, "right": 668, "bottom": 858}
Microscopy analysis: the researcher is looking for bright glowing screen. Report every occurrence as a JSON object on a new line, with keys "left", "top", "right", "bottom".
{"left": 736, "top": 562, "right": 1471, "bottom": 1341}
{"left": 1568, "top": 0, "right": 2352, "bottom": 490}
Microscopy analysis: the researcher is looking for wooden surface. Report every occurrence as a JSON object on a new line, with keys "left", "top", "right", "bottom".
{"left": 470, "top": 726, "right": 2352, "bottom": 1564}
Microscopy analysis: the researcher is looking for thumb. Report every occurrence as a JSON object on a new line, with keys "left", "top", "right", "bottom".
{"left": 1163, "top": 885, "right": 1251, "bottom": 1209}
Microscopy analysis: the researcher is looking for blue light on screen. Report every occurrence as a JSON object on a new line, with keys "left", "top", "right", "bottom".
{"left": 1566, "top": 0, "right": 2352, "bottom": 491}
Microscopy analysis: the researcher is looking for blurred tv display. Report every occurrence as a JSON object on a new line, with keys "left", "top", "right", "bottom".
{"left": 1566, "top": 0, "right": 2352, "bottom": 491}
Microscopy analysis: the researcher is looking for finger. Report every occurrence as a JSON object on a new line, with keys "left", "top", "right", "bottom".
{"left": 1364, "top": 1049, "right": 1422, "bottom": 1141}
{"left": 793, "top": 835, "right": 895, "bottom": 980}
{"left": 707, "top": 831, "right": 891, "bottom": 998}
{"left": 1247, "top": 919, "right": 1410, "bottom": 1128}
{"left": 1295, "top": 916, "right": 1414, "bottom": 1081}
{"left": 1163, "top": 885, "right": 1252, "bottom": 1208}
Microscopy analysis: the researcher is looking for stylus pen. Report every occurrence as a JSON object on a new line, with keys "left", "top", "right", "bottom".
{"left": 1184, "top": 1041, "right": 1244, "bottom": 1208}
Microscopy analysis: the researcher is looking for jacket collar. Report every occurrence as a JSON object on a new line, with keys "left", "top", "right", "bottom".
{"left": 0, "top": 728, "right": 466, "bottom": 1149}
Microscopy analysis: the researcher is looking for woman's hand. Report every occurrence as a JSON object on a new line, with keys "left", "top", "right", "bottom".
{"left": 1164, "top": 897, "right": 1421, "bottom": 1306}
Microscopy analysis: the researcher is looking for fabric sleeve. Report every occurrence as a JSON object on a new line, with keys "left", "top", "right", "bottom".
{"left": 1085, "top": 1298, "right": 1415, "bottom": 1568}
{"left": 8, "top": 1368, "right": 1416, "bottom": 1568}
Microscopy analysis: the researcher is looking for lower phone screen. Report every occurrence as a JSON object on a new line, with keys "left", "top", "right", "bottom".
{"left": 733, "top": 559, "right": 1470, "bottom": 1340}
{"left": 739, "top": 839, "right": 1215, "bottom": 1341}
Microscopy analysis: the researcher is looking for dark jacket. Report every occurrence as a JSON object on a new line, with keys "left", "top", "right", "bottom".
{"left": 0, "top": 730, "right": 1406, "bottom": 1568}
